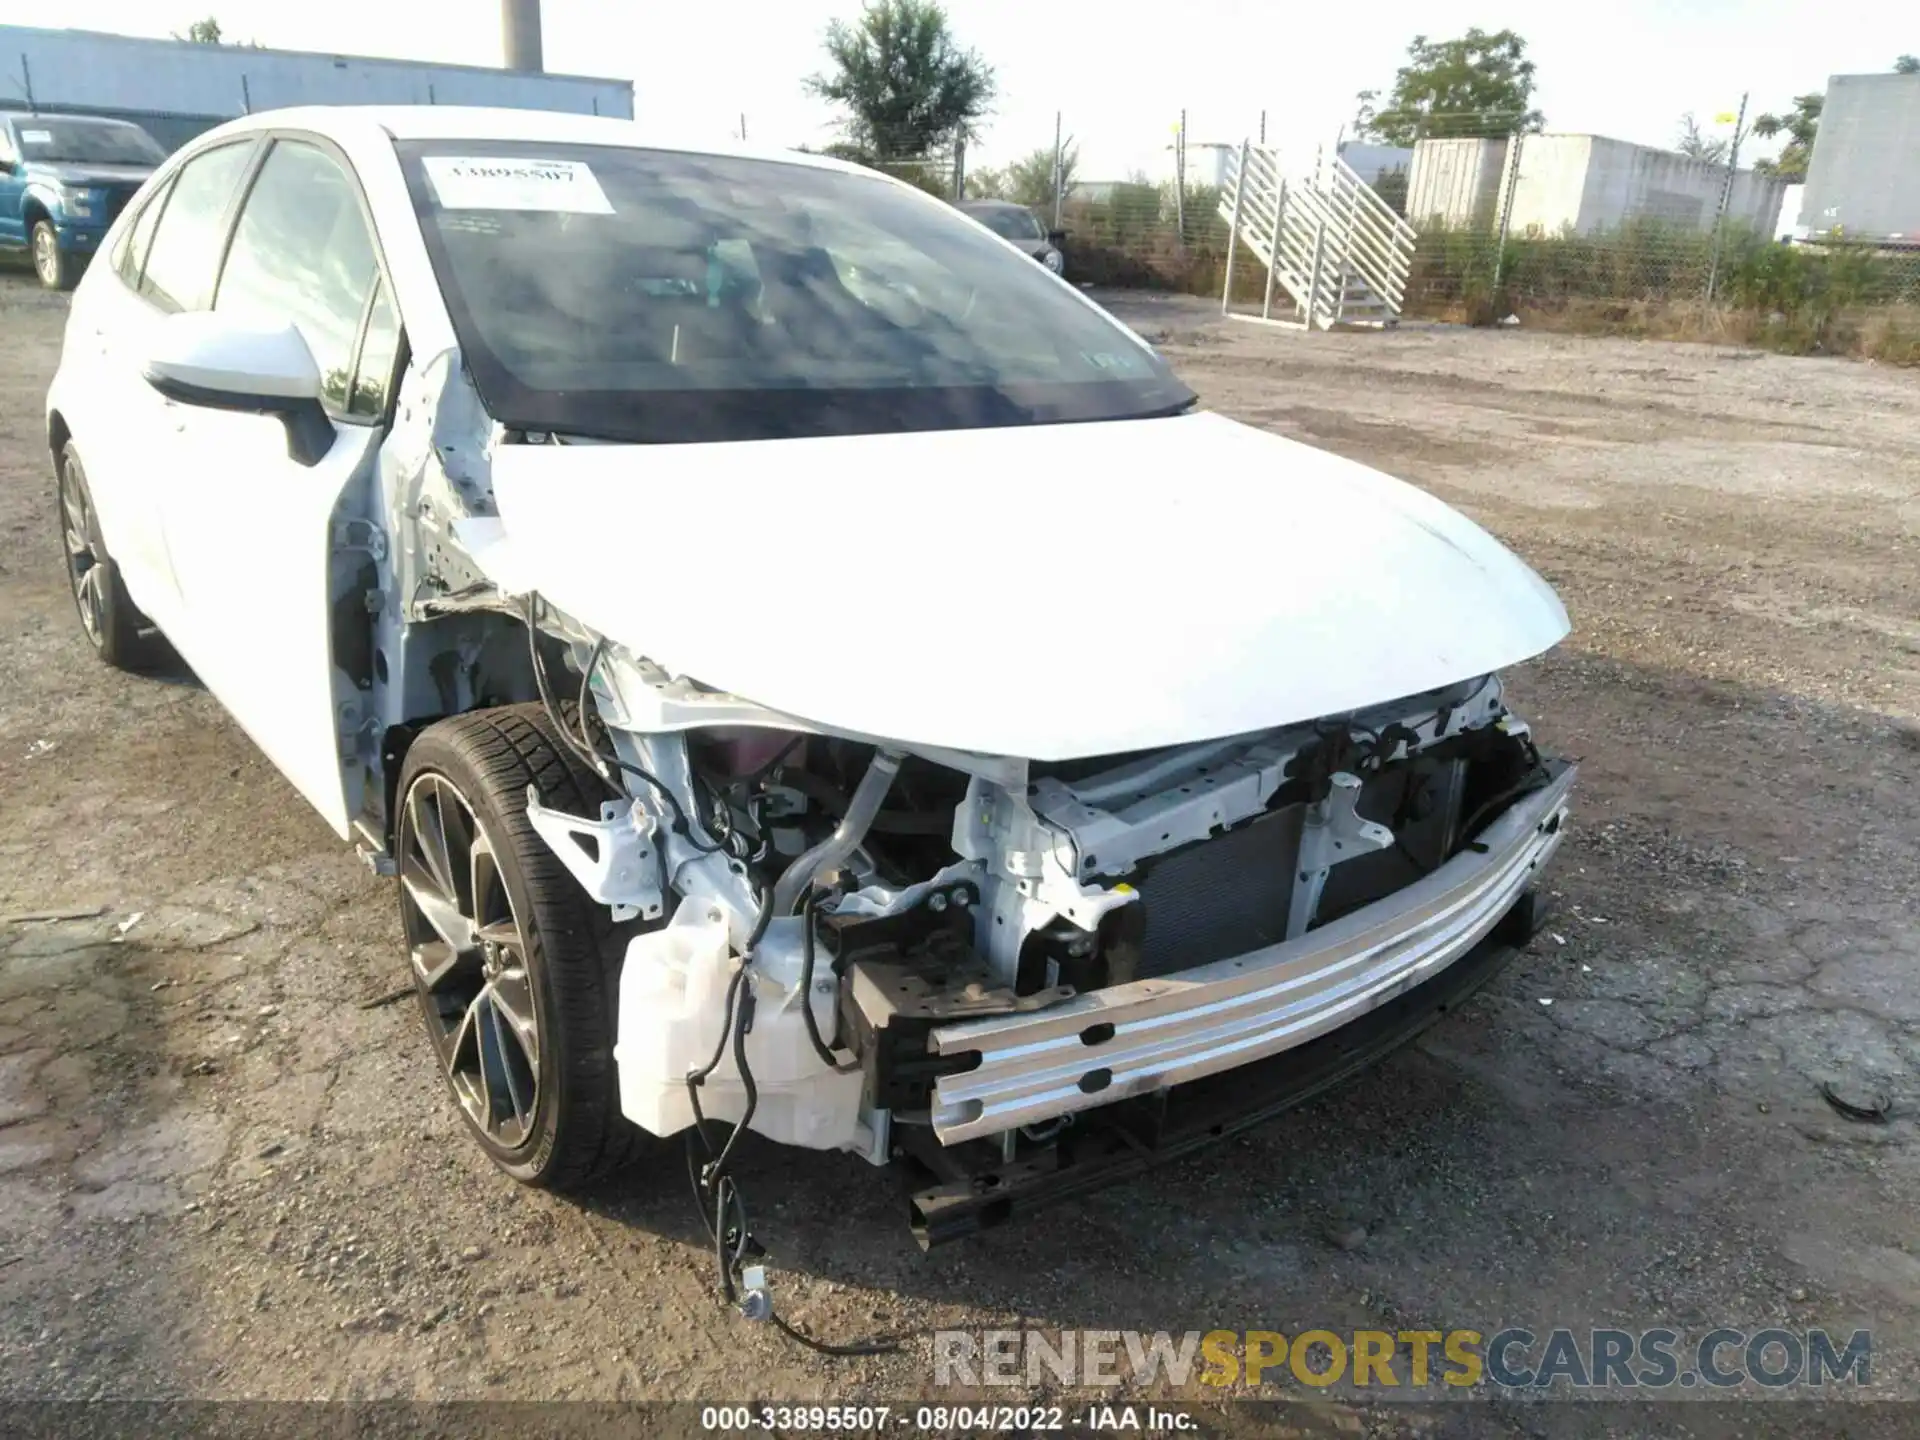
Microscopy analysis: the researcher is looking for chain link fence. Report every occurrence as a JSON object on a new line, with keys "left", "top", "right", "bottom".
{"left": 773, "top": 107, "right": 1920, "bottom": 362}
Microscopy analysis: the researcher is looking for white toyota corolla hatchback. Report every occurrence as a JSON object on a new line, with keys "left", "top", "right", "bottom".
{"left": 47, "top": 106, "right": 1574, "bottom": 1252}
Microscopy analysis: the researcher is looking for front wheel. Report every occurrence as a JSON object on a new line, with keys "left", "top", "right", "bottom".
{"left": 57, "top": 442, "right": 165, "bottom": 671}
{"left": 395, "top": 704, "right": 651, "bottom": 1189}
{"left": 32, "top": 220, "right": 75, "bottom": 290}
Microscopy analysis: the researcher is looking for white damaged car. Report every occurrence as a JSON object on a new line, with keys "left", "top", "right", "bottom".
{"left": 47, "top": 107, "right": 1574, "bottom": 1251}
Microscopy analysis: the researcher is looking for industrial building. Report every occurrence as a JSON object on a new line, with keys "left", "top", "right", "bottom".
{"left": 0, "top": 20, "right": 632, "bottom": 153}
{"left": 1799, "top": 72, "right": 1920, "bottom": 241}
{"left": 1406, "top": 133, "right": 1788, "bottom": 238}
{"left": 1335, "top": 141, "right": 1414, "bottom": 189}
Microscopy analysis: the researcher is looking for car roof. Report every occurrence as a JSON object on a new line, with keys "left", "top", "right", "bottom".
{"left": 959, "top": 199, "right": 1034, "bottom": 212}
{"left": 201, "top": 105, "right": 865, "bottom": 177}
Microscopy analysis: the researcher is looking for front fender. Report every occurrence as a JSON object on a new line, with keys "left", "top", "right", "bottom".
{"left": 21, "top": 181, "right": 64, "bottom": 226}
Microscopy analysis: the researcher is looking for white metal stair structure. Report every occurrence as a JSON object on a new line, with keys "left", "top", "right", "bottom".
{"left": 1218, "top": 142, "right": 1418, "bottom": 330}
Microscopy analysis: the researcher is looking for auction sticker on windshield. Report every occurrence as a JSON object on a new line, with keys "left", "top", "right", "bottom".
{"left": 422, "top": 156, "right": 613, "bottom": 214}
{"left": 20, "top": 129, "right": 52, "bottom": 144}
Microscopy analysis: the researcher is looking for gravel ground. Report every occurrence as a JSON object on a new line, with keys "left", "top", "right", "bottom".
{"left": 1, "top": 277, "right": 1917, "bottom": 1432}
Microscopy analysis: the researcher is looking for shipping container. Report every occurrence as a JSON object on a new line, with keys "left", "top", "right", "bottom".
{"left": 1800, "top": 73, "right": 1920, "bottom": 242}
{"left": 0, "top": 24, "right": 632, "bottom": 153}
{"left": 1407, "top": 133, "right": 1787, "bottom": 237}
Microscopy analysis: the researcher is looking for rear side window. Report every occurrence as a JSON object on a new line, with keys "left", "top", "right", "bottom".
{"left": 215, "top": 139, "right": 383, "bottom": 416}
{"left": 139, "top": 142, "right": 253, "bottom": 314}
{"left": 113, "top": 176, "right": 174, "bottom": 288}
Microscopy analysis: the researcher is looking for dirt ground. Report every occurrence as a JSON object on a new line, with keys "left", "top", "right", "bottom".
{"left": 2, "top": 277, "right": 1917, "bottom": 1431}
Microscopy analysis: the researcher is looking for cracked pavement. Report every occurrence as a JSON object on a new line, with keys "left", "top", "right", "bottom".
{"left": 1, "top": 279, "right": 1917, "bottom": 1430}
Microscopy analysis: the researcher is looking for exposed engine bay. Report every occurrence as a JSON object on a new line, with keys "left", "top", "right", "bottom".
{"left": 500, "top": 631, "right": 1568, "bottom": 1206}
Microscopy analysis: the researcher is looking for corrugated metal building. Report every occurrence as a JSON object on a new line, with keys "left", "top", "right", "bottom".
{"left": 1800, "top": 72, "right": 1920, "bottom": 241}
{"left": 1408, "top": 133, "right": 1787, "bottom": 237}
{"left": 0, "top": 24, "right": 633, "bottom": 153}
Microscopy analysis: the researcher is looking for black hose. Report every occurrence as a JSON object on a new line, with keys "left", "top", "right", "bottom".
{"left": 674, "top": 890, "right": 899, "bottom": 1359}
{"left": 525, "top": 593, "right": 729, "bottom": 855}
{"left": 799, "top": 890, "right": 859, "bottom": 1074}
{"left": 709, "top": 984, "right": 760, "bottom": 1179}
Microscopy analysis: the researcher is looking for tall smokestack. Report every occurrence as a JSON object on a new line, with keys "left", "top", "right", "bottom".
{"left": 502, "top": 0, "right": 543, "bottom": 72}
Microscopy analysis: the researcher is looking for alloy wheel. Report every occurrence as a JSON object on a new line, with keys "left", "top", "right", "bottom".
{"left": 59, "top": 461, "right": 105, "bottom": 645}
{"left": 399, "top": 773, "right": 543, "bottom": 1149}
{"left": 32, "top": 226, "right": 58, "bottom": 286}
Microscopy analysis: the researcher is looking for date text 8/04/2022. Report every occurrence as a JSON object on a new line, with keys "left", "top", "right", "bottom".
{"left": 698, "top": 1405, "right": 1200, "bottom": 1431}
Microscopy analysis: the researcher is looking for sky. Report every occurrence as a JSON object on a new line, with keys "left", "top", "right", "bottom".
{"left": 21, "top": 0, "right": 1916, "bottom": 178}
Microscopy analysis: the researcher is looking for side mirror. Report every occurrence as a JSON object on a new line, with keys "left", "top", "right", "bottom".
{"left": 1048, "top": 229, "right": 1067, "bottom": 248}
{"left": 142, "top": 313, "right": 333, "bottom": 467}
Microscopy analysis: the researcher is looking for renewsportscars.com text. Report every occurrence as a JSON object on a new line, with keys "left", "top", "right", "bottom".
{"left": 933, "top": 1327, "right": 1872, "bottom": 1392}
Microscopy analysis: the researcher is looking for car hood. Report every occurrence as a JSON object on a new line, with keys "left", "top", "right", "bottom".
{"left": 485, "top": 411, "right": 1570, "bottom": 760}
{"left": 29, "top": 162, "right": 155, "bottom": 187}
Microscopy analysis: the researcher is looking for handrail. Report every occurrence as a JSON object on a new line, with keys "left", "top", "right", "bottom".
{"left": 1219, "top": 144, "right": 1417, "bottom": 327}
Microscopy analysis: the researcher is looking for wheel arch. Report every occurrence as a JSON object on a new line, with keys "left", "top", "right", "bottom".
{"left": 47, "top": 409, "right": 71, "bottom": 463}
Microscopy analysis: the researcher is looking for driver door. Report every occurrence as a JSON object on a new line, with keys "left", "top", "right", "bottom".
{"left": 0, "top": 121, "right": 24, "bottom": 249}
{"left": 156, "top": 135, "right": 403, "bottom": 837}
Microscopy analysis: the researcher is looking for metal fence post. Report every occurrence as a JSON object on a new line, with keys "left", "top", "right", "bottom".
{"left": 242, "top": 74, "right": 253, "bottom": 113}
{"left": 952, "top": 134, "right": 966, "bottom": 203}
{"left": 1222, "top": 140, "right": 1249, "bottom": 314}
{"left": 20, "top": 53, "right": 34, "bottom": 112}
{"left": 1174, "top": 110, "right": 1187, "bottom": 251}
{"left": 1051, "top": 111, "right": 1064, "bottom": 229}
{"left": 1705, "top": 91, "right": 1748, "bottom": 303}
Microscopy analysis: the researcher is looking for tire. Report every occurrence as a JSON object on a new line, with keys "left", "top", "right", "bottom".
{"left": 31, "top": 220, "right": 75, "bottom": 291}
{"left": 56, "top": 442, "right": 166, "bottom": 671}
{"left": 395, "top": 703, "right": 651, "bottom": 1190}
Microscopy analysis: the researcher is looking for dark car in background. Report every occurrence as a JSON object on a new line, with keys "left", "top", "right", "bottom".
{"left": 956, "top": 199, "right": 1066, "bottom": 278}
{"left": 0, "top": 113, "right": 166, "bottom": 289}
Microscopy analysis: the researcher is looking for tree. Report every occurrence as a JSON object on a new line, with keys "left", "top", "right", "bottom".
{"left": 963, "top": 166, "right": 1007, "bottom": 200}
{"left": 1354, "top": 29, "right": 1542, "bottom": 145}
{"left": 805, "top": 0, "right": 995, "bottom": 163}
{"left": 1675, "top": 112, "right": 1730, "bottom": 164}
{"left": 1896, "top": 55, "right": 1920, "bottom": 74}
{"left": 1371, "top": 166, "right": 1409, "bottom": 215}
{"left": 1752, "top": 93, "right": 1822, "bottom": 180}
{"left": 179, "top": 16, "right": 222, "bottom": 43}
{"left": 1004, "top": 143, "right": 1078, "bottom": 212}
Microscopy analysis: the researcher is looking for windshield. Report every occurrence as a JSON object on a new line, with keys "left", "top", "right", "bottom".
{"left": 396, "top": 141, "right": 1192, "bottom": 443}
{"left": 971, "top": 206, "right": 1044, "bottom": 242}
{"left": 12, "top": 118, "right": 164, "bottom": 166}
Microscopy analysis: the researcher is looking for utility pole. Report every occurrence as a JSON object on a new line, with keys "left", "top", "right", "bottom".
{"left": 1705, "top": 91, "right": 1749, "bottom": 302}
{"left": 1259, "top": 110, "right": 1266, "bottom": 145}
{"left": 740, "top": 113, "right": 748, "bottom": 142}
